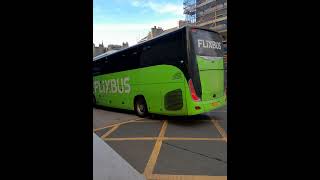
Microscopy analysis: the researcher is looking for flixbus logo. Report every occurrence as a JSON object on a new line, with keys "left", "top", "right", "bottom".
{"left": 94, "top": 77, "right": 131, "bottom": 94}
{"left": 198, "top": 39, "right": 221, "bottom": 50}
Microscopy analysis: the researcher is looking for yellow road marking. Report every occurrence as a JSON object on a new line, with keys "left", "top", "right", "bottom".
{"left": 104, "top": 137, "right": 157, "bottom": 141}
{"left": 103, "top": 137, "right": 225, "bottom": 141}
{"left": 162, "top": 137, "right": 225, "bottom": 141}
{"left": 211, "top": 120, "right": 227, "bottom": 142}
{"left": 93, "top": 117, "right": 145, "bottom": 132}
{"left": 131, "top": 120, "right": 161, "bottom": 123}
{"left": 144, "top": 120, "right": 168, "bottom": 178}
{"left": 97, "top": 118, "right": 227, "bottom": 179}
{"left": 94, "top": 117, "right": 220, "bottom": 132}
{"left": 149, "top": 174, "right": 227, "bottom": 180}
{"left": 100, "top": 125, "right": 119, "bottom": 139}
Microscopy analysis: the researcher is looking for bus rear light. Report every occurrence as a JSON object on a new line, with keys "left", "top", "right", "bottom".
{"left": 188, "top": 79, "right": 201, "bottom": 102}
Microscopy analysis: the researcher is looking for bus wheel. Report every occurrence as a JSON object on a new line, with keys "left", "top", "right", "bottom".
{"left": 134, "top": 97, "right": 148, "bottom": 117}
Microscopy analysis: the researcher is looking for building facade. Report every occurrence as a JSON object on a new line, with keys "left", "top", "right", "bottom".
{"left": 93, "top": 42, "right": 107, "bottom": 57}
{"left": 138, "top": 26, "right": 165, "bottom": 43}
{"left": 107, "top": 42, "right": 129, "bottom": 51}
{"left": 93, "top": 42, "right": 129, "bottom": 57}
{"left": 138, "top": 21, "right": 187, "bottom": 43}
{"left": 184, "top": 0, "right": 227, "bottom": 52}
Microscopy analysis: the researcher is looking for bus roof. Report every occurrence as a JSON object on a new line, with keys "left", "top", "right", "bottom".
{"left": 93, "top": 25, "right": 219, "bottom": 61}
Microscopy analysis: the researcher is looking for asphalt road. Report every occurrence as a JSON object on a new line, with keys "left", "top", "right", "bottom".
{"left": 93, "top": 105, "right": 227, "bottom": 180}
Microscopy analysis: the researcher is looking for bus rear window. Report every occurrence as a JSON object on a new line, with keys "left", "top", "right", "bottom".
{"left": 190, "top": 29, "right": 223, "bottom": 59}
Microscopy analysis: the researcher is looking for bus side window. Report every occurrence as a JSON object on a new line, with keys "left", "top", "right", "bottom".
{"left": 101, "top": 56, "right": 113, "bottom": 74}
{"left": 141, "top": 33, "right": 184, "bottom": 68}
{"left": 118, "top": 48, "right": 139, "bottom": 71}
{"left": 93, "top": 66, "right": 100, "bottom": 74}
{"left": 93, "top": 61, "right": 102, "bottom": 75}
{"left": 141, "top": 43, "right": 159, "bottom": 67}
{"left": 142, "top": 46, "right": 151, "bottom": 51}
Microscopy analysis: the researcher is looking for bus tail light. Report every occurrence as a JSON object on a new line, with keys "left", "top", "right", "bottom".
{"left": 188, "top": 79, "right": 201, "bottom": 102}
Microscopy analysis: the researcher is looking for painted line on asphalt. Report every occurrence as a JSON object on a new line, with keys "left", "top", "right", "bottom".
{"left": 162, "top": 137, "right": 225, "bottom": 141}
{"left": 131, "top": 120, "right": 162, "bottom": 123}
{"left": 100, "top": 125, "right": 119, "bottom": 139}
{"left": 148, "top": 174, "right": 227, "bottom": 180}
{"left": 103, "top": 137, "right": 225, "bottom": 141}
{"left": 104, "top": 137, "right": 157, "bottom": 141}
{"left": 93, "top": 117, "right": 145, "bottom": 132}
{"left": 211, "top": 120, "right": 227, "bottom": 142}
{"left": 144, "top": 120, "right": 168, "bottom": 178}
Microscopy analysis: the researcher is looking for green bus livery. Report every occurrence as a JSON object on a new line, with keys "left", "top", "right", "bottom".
{"left": 93, "top": 26, "right": 226, "bottom": 117}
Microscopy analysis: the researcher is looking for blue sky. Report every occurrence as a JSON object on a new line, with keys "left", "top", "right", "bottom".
{"left": 93, "top": 0, "right": 185, "bottom": 46}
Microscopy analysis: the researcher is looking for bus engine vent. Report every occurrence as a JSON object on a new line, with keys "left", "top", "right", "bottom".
{"left": 164, "top": 89, "right": 183, "bottom": 111}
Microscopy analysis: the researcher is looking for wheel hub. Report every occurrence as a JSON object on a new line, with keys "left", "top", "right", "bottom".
{"left": 138, "top": 104, "right": 145, "bottom": 112}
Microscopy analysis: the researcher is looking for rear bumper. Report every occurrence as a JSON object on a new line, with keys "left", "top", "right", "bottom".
{"left": 188, "top": 95, "right": 226, "bottom": 115}
{"left": 202, "top": 95, "right": 226, "bottom": 112}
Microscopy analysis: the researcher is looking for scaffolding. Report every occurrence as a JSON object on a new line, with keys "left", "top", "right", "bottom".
{"left": 184, "top": 0, "right": 227, "bottom": 30}
{"left": 183, "top": 0, "right": 196, "bottom": 24}
{"left": 184, "top": 0, "right": 227, "bottom": 41}
{"left": 184, "top": 0, "right": 227, "bottom": 55}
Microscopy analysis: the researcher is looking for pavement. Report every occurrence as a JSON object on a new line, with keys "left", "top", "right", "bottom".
{"left": 93, "top": 105, "right": 227, "bottom": 180}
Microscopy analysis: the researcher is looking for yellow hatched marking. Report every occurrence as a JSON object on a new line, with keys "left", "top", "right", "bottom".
{"left": 103, "top": 137, "right": 225, "bottom": 141}
{"left": 161, "top": 137, "right": 225, "bottom": 141}
{"left": 100, "top": 125, "right": 119, "bottom": 139}
{"left": 95, "top": 117, "right": 227, "bottom": 179}
{"left": 148, "top": 174, "right": 227, "bottom": 180}
{"left": 211, "top": 120, "right": 227, "bottom": 142}
{"left": 144, "top": 120, "right": 168, "bottom": 178}
{"left": 104, "top": 137, "right": 157, "bottom": 141}
{"left": 93, "top": 117, "right": 145, "bottom": 132}
{"left": 131, "top": 120, "right": 161, "bottom": 123}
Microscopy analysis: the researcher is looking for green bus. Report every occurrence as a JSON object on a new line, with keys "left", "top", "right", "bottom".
{"left": 93, "top": 26, "right": 226, "bottom": 117}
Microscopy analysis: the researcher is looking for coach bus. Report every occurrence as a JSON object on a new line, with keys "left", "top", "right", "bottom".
{"left": 93, "top": 26, "right": 226, "bottom": 117}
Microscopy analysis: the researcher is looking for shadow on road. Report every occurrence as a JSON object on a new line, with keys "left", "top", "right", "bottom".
{"left": 94, "top": 105, "right": 215, "bottom": 126}
{"left": 94, "top": 105, "right": 136, "bottom": 115}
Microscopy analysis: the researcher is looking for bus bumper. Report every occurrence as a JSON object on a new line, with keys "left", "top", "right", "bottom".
{"left": 202, "top": 95, "right": 226, "bottom": 112}
{"left": 188, "top": 95, "right": 227, "bottom": 115}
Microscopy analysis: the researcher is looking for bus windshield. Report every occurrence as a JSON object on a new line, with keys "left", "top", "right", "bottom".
{"left": 190, "top": 29, "right": 224, "bottom": 60}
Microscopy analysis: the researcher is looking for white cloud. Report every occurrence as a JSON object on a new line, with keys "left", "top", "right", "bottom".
{"left": 131, "top": 0, "right": 183, "bottom": 16}
{"left": 131, "top": 0, "right": 141, "bottom": 7}
{"left": 93, "top": 19, "right": 180, "bottom": 47}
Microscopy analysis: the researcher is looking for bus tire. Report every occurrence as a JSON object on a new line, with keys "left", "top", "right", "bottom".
{"left": 134, "top": 97, "right": 148, "bottom": 117}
